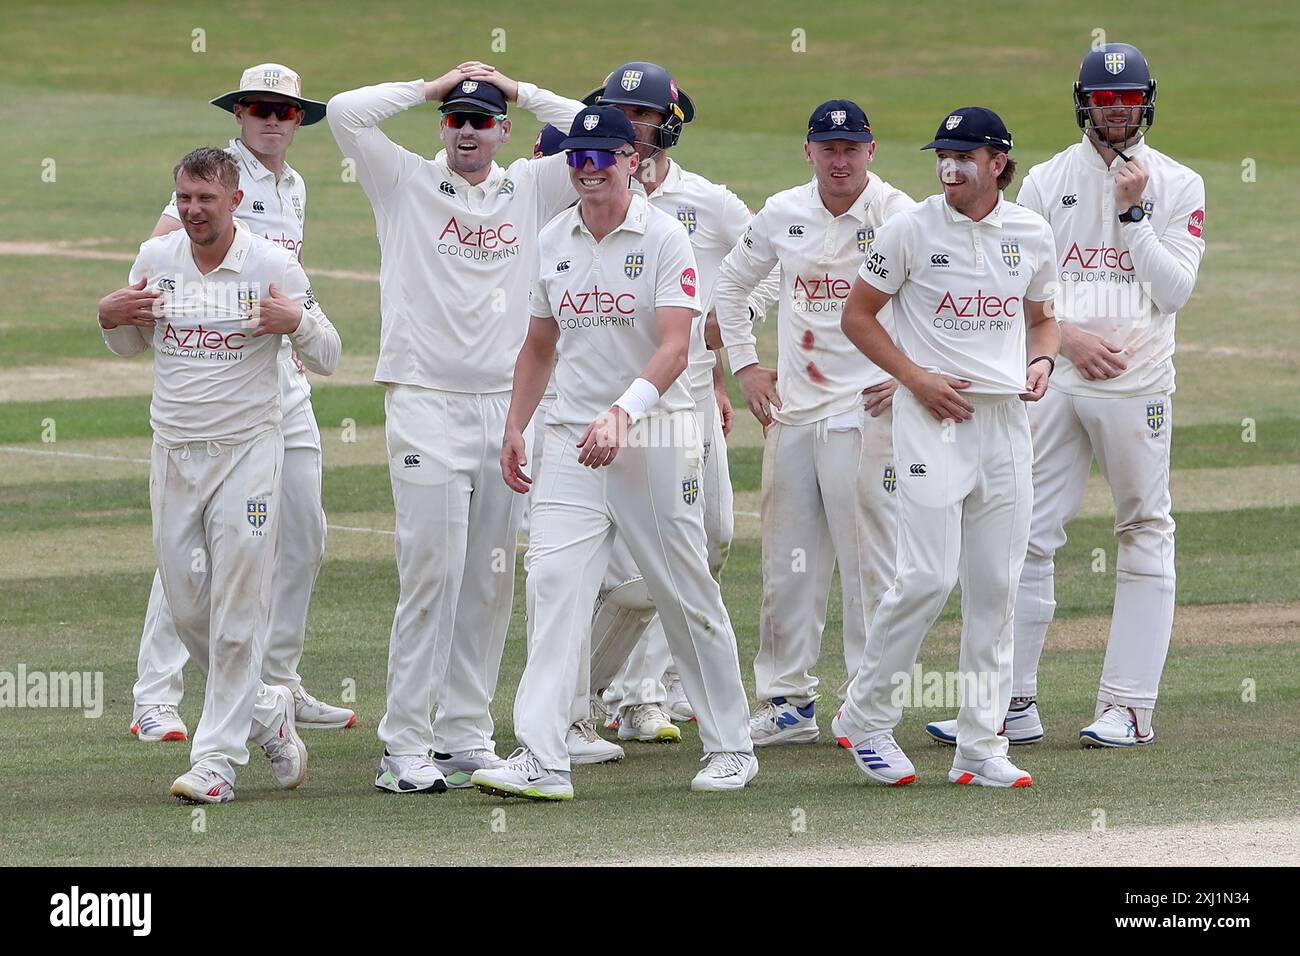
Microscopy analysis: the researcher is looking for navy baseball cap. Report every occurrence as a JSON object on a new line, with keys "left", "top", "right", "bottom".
{"left": 559, "top": 106, "right": 636, "bottom": 151}
{"left": 534, "top": 124, "right": 566, "bottom": 157}
{"left": 440, "top": 78, "right": 508, "bottom": 115}
{"left": 807, "top": 99, "right": 873, "bottom": 143}
{"left": 922, "top": 106, "right": 1014, "bottom": 152}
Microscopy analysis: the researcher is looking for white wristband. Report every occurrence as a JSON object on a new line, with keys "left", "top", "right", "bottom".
{"left": 613, "top": 377, "right": 660, "bottom": 423}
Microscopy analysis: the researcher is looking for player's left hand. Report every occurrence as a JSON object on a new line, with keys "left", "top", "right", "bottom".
{"left": 459, "top": 62, "right": 518, "bottom": 103}
{"left": 715, "top": 384, "right": 734, "bottom": 436}
{"left": 1020, "top": 359, "right": 1051, "bottom": 402}
{"left": 863, "top": 379, "right": 897, "bottom": 417}
{"left": 291, "top": 352, "right": 306, "bottom": 375}
{"left": 249, "top": 284, "right": 303, "bottom": 336}
{"left": 577, "top": 407, "right": 629, "bottom": 468}
{"left": 1114, "top": 157, "right": 1149, "bottom": 208}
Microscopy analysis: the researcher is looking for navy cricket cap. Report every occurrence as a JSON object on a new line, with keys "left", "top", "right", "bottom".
{"left": 440, "top": 78, "right": 508, "bottom": 115}
{"left": 807, "top": 100, "right": 873, "bottom": 143}
{"left": 534, "top": 124, "right": 566, "bottom": 157}
{"left": 922, "top": 106, "right": 1014, "bottom": 153}
{"left": 559, "top": 106, "right": 636, "bottom": 151}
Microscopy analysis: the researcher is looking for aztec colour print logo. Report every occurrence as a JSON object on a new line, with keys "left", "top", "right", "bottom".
{"left": 624, "top": 253, "right": 645, "bottom": 279}
{"left": 1105, "top": 52, "right": 1126, "bottom": 74}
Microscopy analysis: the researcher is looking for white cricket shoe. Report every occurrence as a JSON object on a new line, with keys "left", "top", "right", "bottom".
{"left": 749, "top": 696, "right": 819, "bottom": 747}
{"left": 567, "top": 719, "right": 625, "bottom": 765}
{"left": 292, "top": 686, "right": 358, "bottom": 730}
{"left": 617, "top": 703, "right": 682, "bottom": 743}
{"left": 432, "top": 749, "right": 505, "bottom": 789}
{"left": 832, "top": 710, "right": 917, "bottom": 786}
{"left": 375, "top": 750, "right": 448, "bottom": 794}
{"left": 1080, "top": 705, "right": 1155, "bottom": 748}
{"left": 260, "top": 685, "right": 308, "bottom": 790}
{"left": 170, "top": 767, "right": 234, "bottom": 804}
{"left": 691, "top": 751, "right": 759, "bottom": 792}
{"left": 471, "top": 747, "right": 574, "bottom": 801}
{"left": 949, "top": 754, "right": 1034, "bottom": 788}
{"left": 131, "top": 704, "right": 188, "bottom": 743}
{"left": 663, "top": 673, "right": 695, "bottom": 723}
{"left": 925, "top": 699, "right": 1045, "bottom": 746}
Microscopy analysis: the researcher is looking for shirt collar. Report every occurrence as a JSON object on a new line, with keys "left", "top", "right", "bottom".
{"left": 942, "top": 192, "right": 1007, "bottom": 227}
{"left": 434, "top": 149, "right": 502, "bottom": 194}
{"left": 1078, "top": 132, "right": 1148, "bottom": 172}
{"left": 654, "top": 159, "right": 684, "bottom": 196}
{"left": 572, "top": 190, "right": 649, "bottom": 239}
{"left": 216, "top": 220, "right": 254, "bottom": 274}
{"left": 231, "top": 138, "right": 296, "bottom": 186}
{"left": 807, "top": 175, "right": 879, "bottom": 223}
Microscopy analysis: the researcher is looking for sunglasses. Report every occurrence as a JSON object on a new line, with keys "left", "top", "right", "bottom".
{"left": 443, "top": 112, "right": 506, "bottom": 130}
{"left": 1088, "top": 89, "right": 1146, "bottom": 108}
{"left": 565, "top": 149, "right": 632, "bottom": 170}
{"left": 240, "top": 100, "right": 302, "bottom": 121}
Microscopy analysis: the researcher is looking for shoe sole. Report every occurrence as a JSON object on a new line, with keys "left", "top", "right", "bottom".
{"left": 753, "top": 728, "right": 820, "bottom": 747}
{"left": 691, "top": 762, "right": 759, "bottom": 792}
{"left": 472, "top": 782, "right": 573, "bottom": 801}
{"left": 925, "top": 726, "right": 1044, "bottom": 746}
{"left": 948, "top": 769, "right": 1033, "bottom": 788}
{"left": 1079, "top": 731, "right": 1154, "bottom": 748}
{"left": 170, "top": 784, "right": 233, "bottom": 804}
{"left": 620, "top": 727, "right": 682, "bottom": 743}
{"left": 295, "top": 713, "right": 359, "bottom": 730}
{"left": 374, "top": 779, "right": 449, "bottom": 794}
{"left": 569, "top": 752, "right": 625, "bottom": 765}
{"left": 133, "top": 728, "right": 188, "bottom": 743}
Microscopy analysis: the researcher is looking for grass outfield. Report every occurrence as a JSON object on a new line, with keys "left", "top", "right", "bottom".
{"left": 1, "top": 0, "right": 1298, "bottom": 864}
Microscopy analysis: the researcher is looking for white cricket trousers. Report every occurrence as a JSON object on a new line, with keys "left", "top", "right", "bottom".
{"left": 379, "top": 385, "right": 527, "bottom": 756}
{"left": 753, "top": 408, "right": 897, "bottom": 705}
{"left": 517, "top": 411, "right": 753, "bottom": 771}
{"left": 132, "top": 369, "right": 325, "bottom": 716}
{"left": 600, "top": 395, "right": 736, "bottom": 711}
{"left": 1012, "top": 388, "right": 1175, "bottom": 708}
{"left": 842, "top": 390, "right": 1033, "bottom": 762}
{"left": 150, "top": 429, "right": 286, "bottom": 783}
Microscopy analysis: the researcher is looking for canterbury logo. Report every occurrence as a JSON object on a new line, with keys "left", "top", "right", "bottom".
{"left": 439, "top": 181, "right": 456, "bottom": 196}
{"left": 930, "top": 254, "right": 950, "bottom": 266}
{"left": 788, "top": 225, "right": 804, "bottom": 236}
{"left": 403, "top": 455, "right": 420, "bottom": 467}
{"left": 1061, "top": 194, "right": 1078, "bottom": 207}
{"left": 909, "top": 463, "right": 927, "bottom": 476}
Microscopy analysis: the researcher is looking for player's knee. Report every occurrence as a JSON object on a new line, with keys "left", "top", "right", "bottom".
{"left": 898, "top": 565, "right": 955, "bottom": 612}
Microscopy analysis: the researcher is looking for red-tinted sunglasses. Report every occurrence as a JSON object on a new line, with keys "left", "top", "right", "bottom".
{"left": 240, "top": 100, "right": 303, "bottom": 121}
{"left": 1088, "top": 89, "right": 1146, "bottom": 108}
{"left": 443, "top": 112, "right": 506, "bottom": 130}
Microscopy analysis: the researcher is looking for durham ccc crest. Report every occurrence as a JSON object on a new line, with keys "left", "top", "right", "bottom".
{"left": 882, "top": 465, "right": 897, "bottom": 494}
{"left": 247, "top": 497, "right": 269, "bottom": 529}
{"left": 681, "top": 475, "right": 700, "bottom": 505}
{"left": 624, "top": 252, "right": 645, "bottom": 279}
{"left": 857, "top": 228, "right": 873, "bottom": 253}
{"left": 1146, "top": 400, "right": 1165, "bottom": 435}
{"left": 677, "top": 206, "right": 697, "bottom": 235}
{"left": 830, "top": 109, "right": 847, "bottom": 126}
{"left": 238, "top": 285, "right": 260, "bottom": 316}
{"left": 1001, "top": 240, "right": 1021, "bottom": 271}
{"left": 621, "top": 70, "right": 644, "bottom": 91}
{"left": 1105, "top": 51, "right": 1126, "bottom": 74}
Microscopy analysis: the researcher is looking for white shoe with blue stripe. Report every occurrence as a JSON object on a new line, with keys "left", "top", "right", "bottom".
{"left": 832, "top": 711, "right": 916, "bottom": 786}
{"left": 1079, "top": 704, "right": 1155, "bottom": 747}
{"left": 924, "top": 699, "right": 1045, "bottom": 746}
{"left": 749, "top": 697, "right": 820, "bottom": 747}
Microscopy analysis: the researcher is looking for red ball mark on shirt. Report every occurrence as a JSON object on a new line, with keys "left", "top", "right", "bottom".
{"left": 800, "top": 330, "right": 815, "bottom": 350}
{"left": 806, "top": 362, "right": 828, "bottom": 384}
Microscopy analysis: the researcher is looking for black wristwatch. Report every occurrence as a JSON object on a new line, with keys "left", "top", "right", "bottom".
{"left": 1118, "top": 204, "right": 1146, "bottom": 224}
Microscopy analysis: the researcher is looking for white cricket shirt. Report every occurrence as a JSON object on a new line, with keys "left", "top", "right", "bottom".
{"left": 103, "top": 223, "right": 340, "bottom": 445}
{"left": 1018, "top": 135, "right": 1206, "bottom": 397}
{"left": 859, "top": 193, "right": 1057, "bottom": 396}
{"left": 716, "top": 175, "right": 916, "bottom": 425}
{"left": 642, "top": 160, "right": 777, "bottom": 403}
{"left": 327, "top": 79, "right": 583, "bottom": 393}
{"left": 531, "top": 192, "right": 701, "bottom": 426}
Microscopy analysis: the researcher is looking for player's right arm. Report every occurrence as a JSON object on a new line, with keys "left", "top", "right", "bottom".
{"left": 99, "top": 250, "right": 158, "bottom": 356}
{"left": 327, "top": 69, "right": 464, "bottom": 206}
{"left": 714, "top": 206, "right": 782, "bottom": 426}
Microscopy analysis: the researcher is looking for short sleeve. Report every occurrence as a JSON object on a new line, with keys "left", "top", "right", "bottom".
{"left": 856, "top": 214, "right": 909, "bottom": 295}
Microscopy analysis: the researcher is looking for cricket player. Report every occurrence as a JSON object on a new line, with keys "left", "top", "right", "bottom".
{"left": 99, "top": 146, "right": 341, "bottom": 803}
{"left": 925, "top": 44, "right": 1206, "bottom": 749}
{"left": 581, "top": 62, "right": 777, "bottom": 742}
{"left": 327, "top": 63, "right": 584, "bottom": 793}
{"left": 99, "top": 63, "right": 356, "bottom": 744}
{"left": 714, "top": 100, "right": 914, "bottom": 746}
{"left": 472, "top": 107, "right": 757, "bottom": 800}
{"left": 832, "top": 107, "right": 1060, "bottom": 789}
